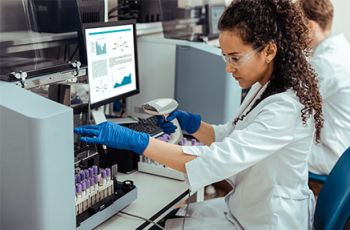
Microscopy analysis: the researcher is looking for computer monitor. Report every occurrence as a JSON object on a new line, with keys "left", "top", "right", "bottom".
{"left": 206, "top": 4, "right": 225, "bottom": 39}
{"left": 83, "top": 20, "right": 139, "bottom": 111}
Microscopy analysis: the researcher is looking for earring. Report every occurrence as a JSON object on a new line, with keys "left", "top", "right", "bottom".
{"left": 266, "top": 59, "right": 270, "bottom": 63}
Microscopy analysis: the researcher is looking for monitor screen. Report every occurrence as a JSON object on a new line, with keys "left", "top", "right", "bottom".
{"left": 83, "top": 20, "right": 139, "bottom": 107}
{"left": 207, "top": 4, "right": 225, "bottom": 38}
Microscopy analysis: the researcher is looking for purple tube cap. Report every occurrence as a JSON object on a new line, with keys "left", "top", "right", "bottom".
{"left": 89, "top": 168, "right": 94, "bottom": 177}
{"left": 80, "top": 171, "right": 85, "bottom": 181}
{"left": 75, "top": 174, "right": 81, "bottom": 184}
{"left": 92, "top": 165, "right": 98, "bottom": 175}
{"left": 101, "top": 169, "right": 107, "bottom": 178}
{"left": 86, "top": 179, "right": 91, "bottom": 188}
{"left": 76, "top": 183, "right": 82, "bottom": 193}
{"left": 84, "top": 169, "right": 89, "bottom": 178}
{"left": 81, "top": 181, "right": 86, "bottom": 190}
{"left": 90, "top": 177, "right": 95, "bottom": 186}
{"left": 93, "top": 175, "right": 98, "bottom": 184}
{"left": 105, "top": 168, "right": 111, "bottom": 177}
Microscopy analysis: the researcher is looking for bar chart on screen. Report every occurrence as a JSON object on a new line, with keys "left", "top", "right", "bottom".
{"left": 96, "top": 41, "right": 107, "bottom": 55}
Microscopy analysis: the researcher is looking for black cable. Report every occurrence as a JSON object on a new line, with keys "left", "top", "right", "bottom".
{"left": 119, "top": 211, "right": 165, "bottom": 229}
{"left": 108, "top": 15, "right": 118, "bottom": 20}
{"left": 108, "top": 6, "right": 119, "bottom": 15}
{"left": 64, "top": 44, "right": 68, "bottom": 61}
{"left": 181, "top": 192, "right": 191, "bottom": 230}
{"left": 57, "top": 46, "right": 61, "bottom": 60}
{"left": 68, "top": 45, "right": 79, "bottom": 61}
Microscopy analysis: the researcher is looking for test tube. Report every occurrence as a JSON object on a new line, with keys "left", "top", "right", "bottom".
{"left": 192, "top": 138, "right": 197, "bottom": 146}
{"left": 179, "top": 138, "right": 186, "bottom": 146}
{"left": 90, "top": 177, "right": 96, "bottom": 205}
{"left": 75, "top": 174, "right": 81, "bottom": 184}
{"left": 86, "top": 179, "right": 91, "bottom": 207}
{"left": 81, "top": 181, "right": 87, "bottom": 212}
{"left": 93, "top": 175, "right": 99, "bottom": 202}
{"left": 88, "top": 167, "right": 94, "bottom": 177}
{"left": 92, "top": 165, "right": 98, "bottom": 175}
{"left": 76, "top": 183, "right": 82, "bottom": 215}
{"left": 76, "top": 183, "right": 82, "bottom": 197}
{"left": 164, "top": 134, "right": 171, "bottom": 142}
{"left": 79, "top": 171, "right": 85, "bottom": 181}
{"left": 84, "top": 169, "right": 89, "bottom": 179}
{"left": 105, "top": 168, "right": 111, "bottom": 181}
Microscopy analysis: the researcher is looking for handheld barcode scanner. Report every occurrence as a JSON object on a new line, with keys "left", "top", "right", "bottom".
{"left": 143, "top": 98, "right": 183, "bottom": 144}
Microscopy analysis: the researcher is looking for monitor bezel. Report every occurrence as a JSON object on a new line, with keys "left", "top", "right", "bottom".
{"left": 206, "top": 4, "right": 225, "bottom": 39}
{"left": 82, "top": 20, "right": 140, "bottom": 109}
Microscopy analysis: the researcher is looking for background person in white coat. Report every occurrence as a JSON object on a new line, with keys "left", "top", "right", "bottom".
{"left": 299, "top": 0, "right": 350, "bottom": 175}
{"left": 75, "top": 0, "right": 324, "bottom": 229}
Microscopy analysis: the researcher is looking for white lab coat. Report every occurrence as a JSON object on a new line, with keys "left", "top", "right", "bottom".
{"left": 166, "top": 82, "right": 315, "bottom": 229}
{"left": 308, "top": 34, "right": 350, "bottom": 174}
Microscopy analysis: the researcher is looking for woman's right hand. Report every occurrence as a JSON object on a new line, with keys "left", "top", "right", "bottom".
{"left": 157, "top": 109, "right": 201, "bottom": 134}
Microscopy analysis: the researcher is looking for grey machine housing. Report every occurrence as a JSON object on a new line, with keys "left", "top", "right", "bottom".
{"left": 0, "top": 82, "right": 137, "bottom": 230}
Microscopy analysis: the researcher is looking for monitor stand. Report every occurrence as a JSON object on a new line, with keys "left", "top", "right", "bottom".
{"left": 92, "top": 106, "right": 138, "bottom": 125}
{"left": 91, "top": 106, "right": 107, "bottom": 125}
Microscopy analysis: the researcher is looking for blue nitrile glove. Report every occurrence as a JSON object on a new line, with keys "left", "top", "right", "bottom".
{"left": 74, "top": 122, "right": 149, "bottom": 155}
{"left": 156, "top": 109, "right": 201, "bottom": 134}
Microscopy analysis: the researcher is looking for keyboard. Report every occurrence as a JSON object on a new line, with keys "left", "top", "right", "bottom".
{"left": 125, "top": 116, "right": 163, "bottom": 137}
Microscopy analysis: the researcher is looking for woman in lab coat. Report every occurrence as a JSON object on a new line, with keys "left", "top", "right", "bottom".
{"left": 75, "top": 0, "right": 324, "bottom": 229}
{"left": 299, "top": 0, "right": 350, "bottom": 175}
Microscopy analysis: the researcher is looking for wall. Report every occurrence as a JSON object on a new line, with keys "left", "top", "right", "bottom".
{"left": 332, "top": 0, "right": 350, "bottom": 41}
{"left": 223, "top": 0, "right": 349, "bottom": 41}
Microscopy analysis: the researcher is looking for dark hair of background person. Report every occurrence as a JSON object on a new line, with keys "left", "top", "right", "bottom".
{"left": 298, "top": 0, "right": 334, "bottom": 31}
{"left": 218, "top": 0, "right": 323, "bottom": 142}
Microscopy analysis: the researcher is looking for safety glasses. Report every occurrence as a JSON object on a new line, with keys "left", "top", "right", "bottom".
{"left": 222, "top": 46, "right": 264, "bottom": 69}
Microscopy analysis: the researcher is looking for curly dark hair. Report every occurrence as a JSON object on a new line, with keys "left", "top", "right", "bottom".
{"left": 218, "top": 0, "right": 323, "bottom": 142}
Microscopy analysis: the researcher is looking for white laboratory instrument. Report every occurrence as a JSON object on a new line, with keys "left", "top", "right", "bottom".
{"left": 137, "top": 98, "right": 185, "bottom": 180}
{"left": 143, "top": 98, "right": 183, "bottom": 144}
{"left": 0, "top": 82, "right": 138, "bottom": 230}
